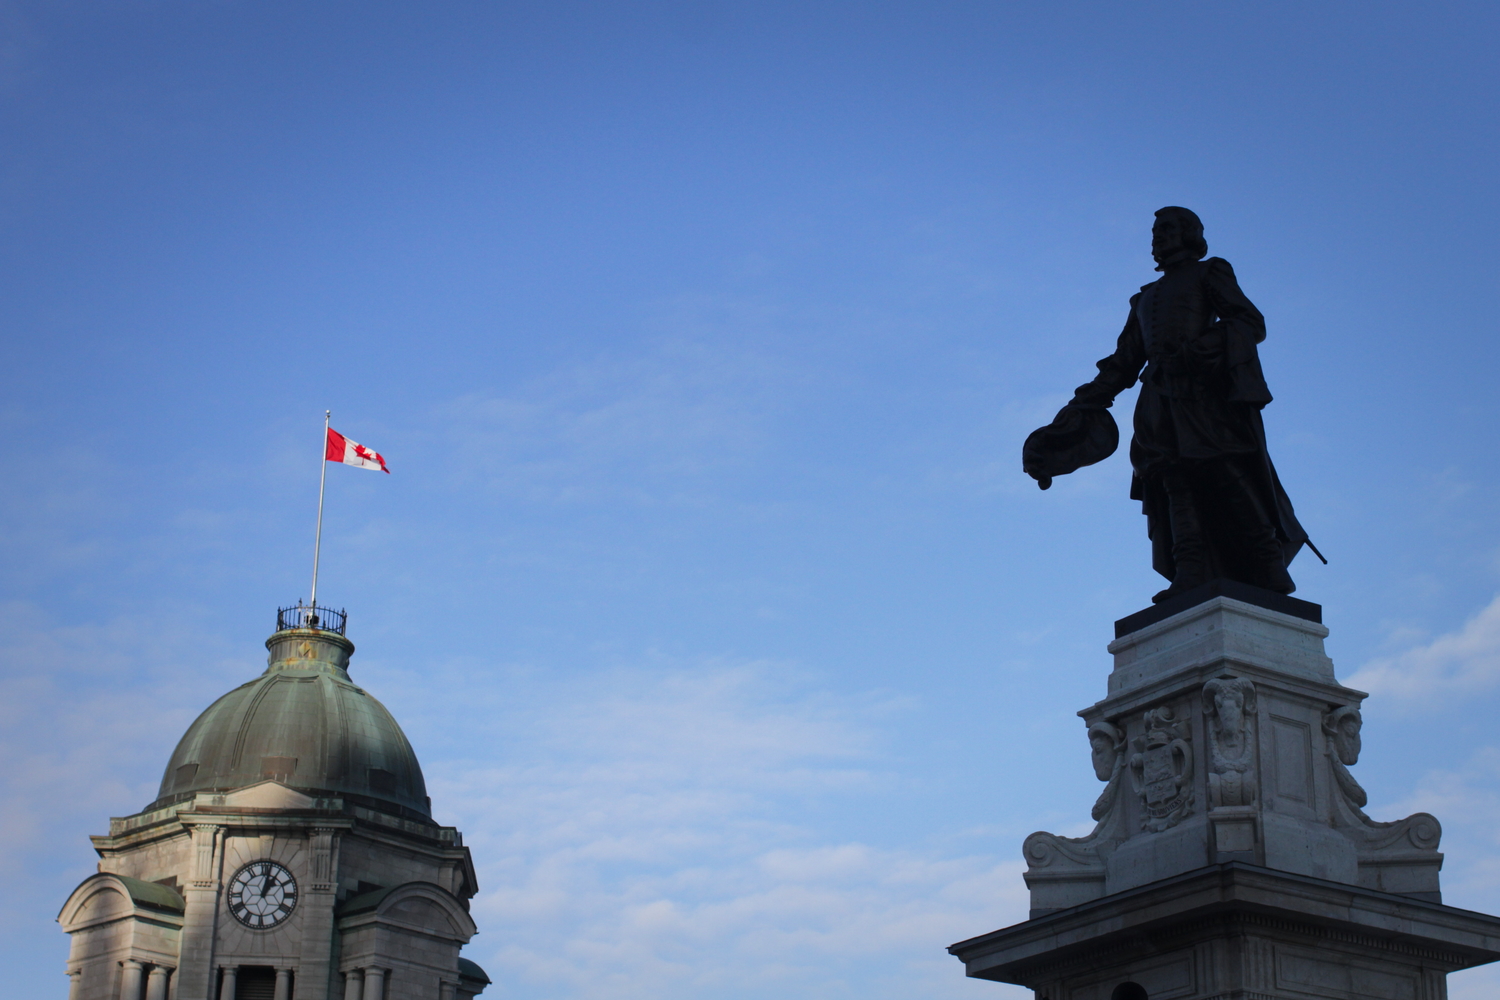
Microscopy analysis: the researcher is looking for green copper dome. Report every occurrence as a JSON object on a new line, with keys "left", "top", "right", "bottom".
{"left": 150, "top": 626, "right": 430, "bottom": 817}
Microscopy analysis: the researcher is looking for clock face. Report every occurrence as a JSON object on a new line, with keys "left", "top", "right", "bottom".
{"left": 227, "top": 860, "right": 298, "bottom": 929}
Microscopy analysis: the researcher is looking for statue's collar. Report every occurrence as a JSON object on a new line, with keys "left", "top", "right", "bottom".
{"left": 1153, "top": 250, "right": 1202, "bottom": 272}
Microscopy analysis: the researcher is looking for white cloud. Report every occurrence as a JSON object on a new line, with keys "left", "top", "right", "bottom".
{"left": 1376, "top": 749, "right": 1500, "bottom": 1000}
{"left": 0, "top": 603, "right": 243, "bottom": 937}
{"left": 467, "top": 839, "right": 1025, "bottom": 1000}
{"left": 1374, "top": 748, "right": 1500, "bottom": 901}
{"left": 372, "top": 660, "right": 1029, "bottom": 1000}
{"left": 1449, "top": 968, "right": 1500, "bottom": 1000}
{"left": 1329, "top": 597, "right": 1500, "bottom": 1000}
{"left": 1344, "top": 592, "right": 1500, "bottom": 703}
{"left": 1300, "top": 599, "right": 1500, "bottom": 998}
{"left": 4, "top": 613, "right": 1028, "bottom": 1000}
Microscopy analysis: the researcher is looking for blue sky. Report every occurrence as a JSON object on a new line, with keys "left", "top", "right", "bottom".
{"left": 3, "top": 2, "right": 1500, "bottom": 997}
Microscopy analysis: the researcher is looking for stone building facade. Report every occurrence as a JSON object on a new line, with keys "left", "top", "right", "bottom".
{"left": 58, "top": 609, "right": 490, "bottom": 1000}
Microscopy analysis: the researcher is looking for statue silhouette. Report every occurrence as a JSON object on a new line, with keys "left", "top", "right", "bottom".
{"left": 1023, "top": 207, "right": 1322, "bottom": 603}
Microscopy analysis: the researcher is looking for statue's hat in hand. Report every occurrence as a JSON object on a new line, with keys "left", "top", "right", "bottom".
{"left": 1022, "top": 401, "right": 1119, "bottom": 490}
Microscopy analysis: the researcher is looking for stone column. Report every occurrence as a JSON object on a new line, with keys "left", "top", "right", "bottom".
{"left": 296, "top": 827, "right": 340, "bottom": 1000}
{"left": 177, "top": 824, "right": 223, "bottom": 1000}
{"left": 146, "top": 966, "right": 172, "bottom": 1000}
{"left": 341, "top": 969, "right": 362, "bottom": 1000}
{"left": 274, "top": 968, "right": 293, "bottom": 1000}
{"left": 119, "top": 960, "right": 145, "bottom": 1000}
{"left": 362, "top": 968, "right": 385, "bottom": 1000}
{"left": 218, "top": 966, "right": 237, "bottom": 1000}
{"left": 66, "top": 968, "right": 82, "bottom": 1000}
{"left": 438, "top": 981, "right": 456, "bottom": 1000}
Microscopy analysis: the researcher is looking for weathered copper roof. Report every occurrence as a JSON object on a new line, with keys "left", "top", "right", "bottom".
{"left": 150, "top": 627, "right": 429, "bottom": 817}
{"left": 114, "top": 874, "right": 186, "bottom": 913}
{"left": 458, "top": 958, "right": 491, "bottom": 987}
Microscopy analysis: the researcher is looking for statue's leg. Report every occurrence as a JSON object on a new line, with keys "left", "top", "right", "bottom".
{"left": 1151, "top": 468, "right": 1208, "bottom": 604}
{"left": 1215, "top": 460, "right": 1295, "bottom": 594}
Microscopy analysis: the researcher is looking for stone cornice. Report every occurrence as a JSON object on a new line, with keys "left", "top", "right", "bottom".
{"left": 94, "top": 799, "right": 463, "bottom": 855}
{"left": 950, "top": 863, "right": 1500, "bottom": 984}
{"left": 1083, "top": 656, "right": 1365, "bottom": 724}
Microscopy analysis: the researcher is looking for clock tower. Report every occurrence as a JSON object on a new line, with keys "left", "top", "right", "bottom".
{"left": 57, "top": 606, "right": 490, "bottom": 1000}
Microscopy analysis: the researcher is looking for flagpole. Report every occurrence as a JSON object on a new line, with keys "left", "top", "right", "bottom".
{"left": 310, "top": 410, "right": 330, "bottom": 609}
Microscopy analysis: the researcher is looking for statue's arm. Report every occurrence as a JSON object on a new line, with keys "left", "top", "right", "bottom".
{"left": 1071, "top": 295, "right": 1147, "bottom": 406}
{"left": 1023, "top": 303, "right": 1138, "bottom": 487}
{"left": 1204, "top": 257, "right": 1273, "bottom": 405}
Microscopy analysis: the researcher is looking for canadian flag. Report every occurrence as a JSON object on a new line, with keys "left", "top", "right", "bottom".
{"left": 325, "top": 428, "right": 390, "bottom": 473}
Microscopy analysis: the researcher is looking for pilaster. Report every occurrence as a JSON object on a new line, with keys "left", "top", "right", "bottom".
{"left": 295, "top": 827, "right": 340, "bottom": 1000}
{"left": 176, "top": 824, "right": 222, "bottom": 1000}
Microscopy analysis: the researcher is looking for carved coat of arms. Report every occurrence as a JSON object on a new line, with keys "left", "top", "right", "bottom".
{"left": 1130, "top": 705, "right": 1194, "bottom": 832}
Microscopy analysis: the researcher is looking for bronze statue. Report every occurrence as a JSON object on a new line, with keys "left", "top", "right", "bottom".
{"left": 1023, "top": 207, "right": 1322, "bottom": 604}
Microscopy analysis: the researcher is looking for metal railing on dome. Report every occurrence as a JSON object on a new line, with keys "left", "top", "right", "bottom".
{"left": 276, "top": 602, "right": 348, "bottom": 635}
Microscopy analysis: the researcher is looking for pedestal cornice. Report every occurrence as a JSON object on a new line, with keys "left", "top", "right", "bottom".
{"left": 1082, "top": 652, "right": 1366, "bottom": 727}
{"left": 952, "top": 862, "right": 1500, "bottom": 986}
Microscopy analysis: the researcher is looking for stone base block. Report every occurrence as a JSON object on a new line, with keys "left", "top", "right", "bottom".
{"left": 1022, "top": 590, "right": 1446, "bottom": 917}
{"left": 952, "top": 863, "right": 1500, "bottom": 1000}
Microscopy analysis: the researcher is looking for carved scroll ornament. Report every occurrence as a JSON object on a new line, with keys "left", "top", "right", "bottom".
{"left": 1020, "top": 719, "right": 1130, "bottom": 878}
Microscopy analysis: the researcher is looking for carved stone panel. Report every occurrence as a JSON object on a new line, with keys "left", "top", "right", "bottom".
{"left": 1276, "top": 945, "right": 1422, "bottom": 999}
{"left": 1270, "top": 715, "right": 1314, "bottom": 809}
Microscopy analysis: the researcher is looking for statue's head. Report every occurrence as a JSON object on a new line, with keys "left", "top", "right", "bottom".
{"left": 1152, "top": 206, "right": 1207, "bottom": 267}
{"left": 1087, "top": 721, "right": 1124, "bottom": 781}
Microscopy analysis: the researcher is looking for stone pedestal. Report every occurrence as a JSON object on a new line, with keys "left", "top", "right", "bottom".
{"left": 951, "top": 583, "right": 1500, "bottom": 999}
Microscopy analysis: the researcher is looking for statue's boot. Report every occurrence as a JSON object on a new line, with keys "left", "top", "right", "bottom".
{"left": 1217, "top": 461, "right": 1295, "bottom": 595}
{"left": 1152, "top": 471, "right": 1208, "bottom": 604}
